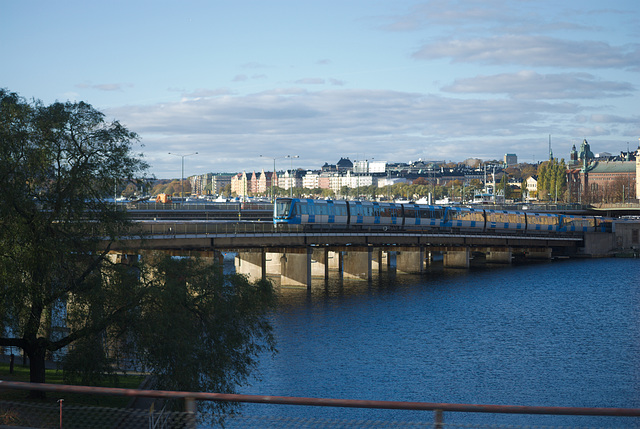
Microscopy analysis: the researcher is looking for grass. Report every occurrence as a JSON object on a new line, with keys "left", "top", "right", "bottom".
{"left": 0, "top": 361, "right": 146, "bottom": 408}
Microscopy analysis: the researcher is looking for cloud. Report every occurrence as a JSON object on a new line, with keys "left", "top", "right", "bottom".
{"left": 75, "top": 83, "right": 132, "bottom": 91}
{"left": 294, "top": 78, "right": 326, "bottom": 85}
{"left": 412, "top": 35, "right": 640, "bottom": 69}
{"left": 181, "top": 88, "right": 235, "bottom": 99}
{"left": 106, "top": 87, "right": 637, "bottom": 176}
{"left": 441, "top": 70, "right": 636, "bottom": 99}
{"left": 382, "top": 0, "right": 515, "bottom": 32}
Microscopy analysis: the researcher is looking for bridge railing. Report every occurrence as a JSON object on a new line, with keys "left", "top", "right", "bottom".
{"left": 2, "top": 380, "right": 640, "bottom": 428}
{"left": 126, "top": 221, "right": 290, "bottom": 237}
{"left": 123, "top": 201, "right": 273, "bottom": 212}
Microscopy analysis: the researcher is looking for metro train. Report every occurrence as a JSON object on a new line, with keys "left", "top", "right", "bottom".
{"left": 273, "top": 198, "right": 613, "bottom": 234}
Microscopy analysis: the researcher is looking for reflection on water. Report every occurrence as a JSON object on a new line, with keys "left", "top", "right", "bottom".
{"left": 236, "top": 258, "right": 640, "bottom": 427}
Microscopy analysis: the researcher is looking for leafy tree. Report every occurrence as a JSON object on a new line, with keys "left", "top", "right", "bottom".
{"left": 0, "top": 89, "right": 148, "bottom": 389}
{"left": 133, "top": 253, "right": 276, "bottom": 405}
{"left": 0, "top": 91, "right": 277, "bottom": 409}
{"left": 537, "top": 158, "right": 567, "bottom": 201}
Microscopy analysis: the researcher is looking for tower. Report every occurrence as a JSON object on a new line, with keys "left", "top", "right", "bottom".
{"left": 569, "top": 144, "right": 578, "bottom": 166}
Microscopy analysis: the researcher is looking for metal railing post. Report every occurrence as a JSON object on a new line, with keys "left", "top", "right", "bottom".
{"left": 185, "top": 397, "right": 196, "bottom": 429}
{"left": 434, "top": 409, "right": 443, "bottom": 429}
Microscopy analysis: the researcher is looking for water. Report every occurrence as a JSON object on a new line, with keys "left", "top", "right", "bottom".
{"left": 235, "top": 258, "right": 640, "bottom": 427}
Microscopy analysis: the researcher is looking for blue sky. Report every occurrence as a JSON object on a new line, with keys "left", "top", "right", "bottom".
{"left": 2, "top": 0, "right": 639, "bottom": 179}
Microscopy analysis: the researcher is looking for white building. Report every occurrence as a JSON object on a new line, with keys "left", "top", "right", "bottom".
{"left": 302, "top": 171, "right": 319, "bottom": 189}
{"left": 369, "top": 161, "right": 387, "bottom": 174}
{"left": 279, "top": 170, "right": 301, "bottom": 190}
{"left": 525, "top": 175, "right": 538, "bottom": 199}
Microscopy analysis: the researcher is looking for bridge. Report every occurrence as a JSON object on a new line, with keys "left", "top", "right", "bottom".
{"left": 106, "top": 217, "right": 640, "bottom": 288}
{"left": 104, "top": 200, "right": 640, "bottom": 287}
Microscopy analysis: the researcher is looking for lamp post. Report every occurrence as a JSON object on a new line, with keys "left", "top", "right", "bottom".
{"left": 285, "top": 155, "right": 299, "bottom": 197}
{"left": 260, "top": 155, "right": 283, "bottom": 202}
{"left": 168, "top": 152, "right": 198, "bottom": 203}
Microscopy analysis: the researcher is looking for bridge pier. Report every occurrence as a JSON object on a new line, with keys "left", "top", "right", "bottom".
{"left": 483, "top": 247, "right": 513, "bottom": 264}
{"left": 443, "top": 247, "right": 470, "bottom": 268}
{"left": 396, "top": 247, "right": 425, "bottom": 274}
{"left": 371, "top": 248, "right": 384, "bottom": 274}
{"left": 342, "top": 247, "right": 372, "bottom": 280}
{"left": 524, "top": 248, "right": 553, "bottom": 260}
{"left": 265, "top": 252, "right": 283, "bottom": 275}
{"left": 311, "top": 248, "right": 330, "bottom": 278}
{"left": 234, "top": 250, "right": 266, "bottom": 282}
{"left": 280, "top": 248, "right": 312, "bottom": 288}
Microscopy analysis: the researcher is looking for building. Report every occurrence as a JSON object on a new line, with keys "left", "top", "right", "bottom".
{"left": 302, "top": 171, "right": 320, "bottom": 190}
{"left": 230, "top": 172, "right": 249, "bottom": 197}
{"left": 581, "top": 161, "right": 636, "bottom": 203}
{"left": 336, "top": 158, "right": 353, "bottom": 172}
{"left": 211, "top": 174, "right": 232, "bottom": 195}
{"left": 566, "top": 142, "right": 639, "bottom": 203}
{"left": 189, "top": 173, "right": 212, "bottom": 195}
{"left": 279, "top": 170, "right": 303, "bottom": 190}
{"left": 525, "top": 175, "right": 538, "bottom": 199}
{"left": 504, "top": 153, "right": 517, "bottom": 167}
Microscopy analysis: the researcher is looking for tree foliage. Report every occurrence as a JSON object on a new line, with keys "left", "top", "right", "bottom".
{"left": 537, "top": 158, "right": 567, "bottom": 201}
{"left": 0, "top": 90, "right": 277, "bottom": 411}
{"left": 0, "top": 89, "right": 149, "bottom": 388}
{"left": 133, "top": 254, "right": 276, "bottom": 400}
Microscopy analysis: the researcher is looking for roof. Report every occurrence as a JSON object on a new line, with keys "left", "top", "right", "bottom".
{"left": 587, "top": 161, "right": 636, "bottom": 174}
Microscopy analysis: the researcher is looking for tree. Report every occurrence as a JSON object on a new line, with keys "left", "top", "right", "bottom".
{"left": 536, "top": 159, "right": 567, "bottom": 202}
{"left": 0, "top": 89, "right": 149, "bottom": 389}
{"left": 0, "top": 91, "right": 277, "bottom": 409}
{"left": 132, "top": 253, "right": 276, "bottom": 410}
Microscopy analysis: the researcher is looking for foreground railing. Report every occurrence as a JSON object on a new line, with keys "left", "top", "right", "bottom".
{"left": 2, "top": 380, "right": 639, "bottom": 428}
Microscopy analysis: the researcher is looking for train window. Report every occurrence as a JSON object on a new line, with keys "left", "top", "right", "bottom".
{"left": 405, "top": 207, "right": 416, "bottom": 218}
{"left": 275, "top": 200, "right": 292, "bottom": 217}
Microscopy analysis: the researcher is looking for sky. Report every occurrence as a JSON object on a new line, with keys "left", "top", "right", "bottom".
{"left": 2, "top": 0, "right": 639, "bottom": 179}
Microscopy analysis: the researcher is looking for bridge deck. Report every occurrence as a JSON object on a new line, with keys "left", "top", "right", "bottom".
{"left": 111, "top": 221, "right": 583, "bottom": 251}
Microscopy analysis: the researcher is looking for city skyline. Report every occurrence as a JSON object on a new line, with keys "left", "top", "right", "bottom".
{"left": 2, "top": 0, "right": 638, "bottom": 178}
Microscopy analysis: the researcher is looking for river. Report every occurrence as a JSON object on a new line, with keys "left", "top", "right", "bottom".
{"left": 231, "top": 258, "right": 640, "bottom": 427}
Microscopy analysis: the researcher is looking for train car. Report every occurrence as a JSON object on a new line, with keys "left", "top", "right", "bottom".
{"left": 274, "top": 198, "right": 348, "bottom": 226}
{"left": 559, "top": 214, "right": 596, "bottom": 232}
{"left": 525, "top": 212, "right": 560, "bottom": 232}
{"left": 485, "top": 209, "right": 527, "bottom": 232}
{"left": 403, "top": 203, "right": 446, "bottom": 229}
{"left": 444, "top": 206, "right": 486, "bottom": 231}
{"left": 595, "top": 216, "right": 614, "bottom": 233}
{"left": 275, "top": 198, "right": 615, "bottom": 237}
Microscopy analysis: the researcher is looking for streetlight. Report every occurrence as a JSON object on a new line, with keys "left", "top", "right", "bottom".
{"left": 168, "top": 152, "right": 198, "bottom": 203}
{"left": 260, "top": 155, "right": 283, "bottom": 202}
{"left": 285, "top": 155, "right": 299, "bottom": 197}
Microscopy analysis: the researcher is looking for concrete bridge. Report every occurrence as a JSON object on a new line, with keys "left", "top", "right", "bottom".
{"left": 104, "top": 219, "right": 640, "bottom": 288}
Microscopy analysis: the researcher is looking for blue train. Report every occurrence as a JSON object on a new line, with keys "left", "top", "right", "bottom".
{"left": 273, "top": 198, "right": 613, "bottom": 234}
